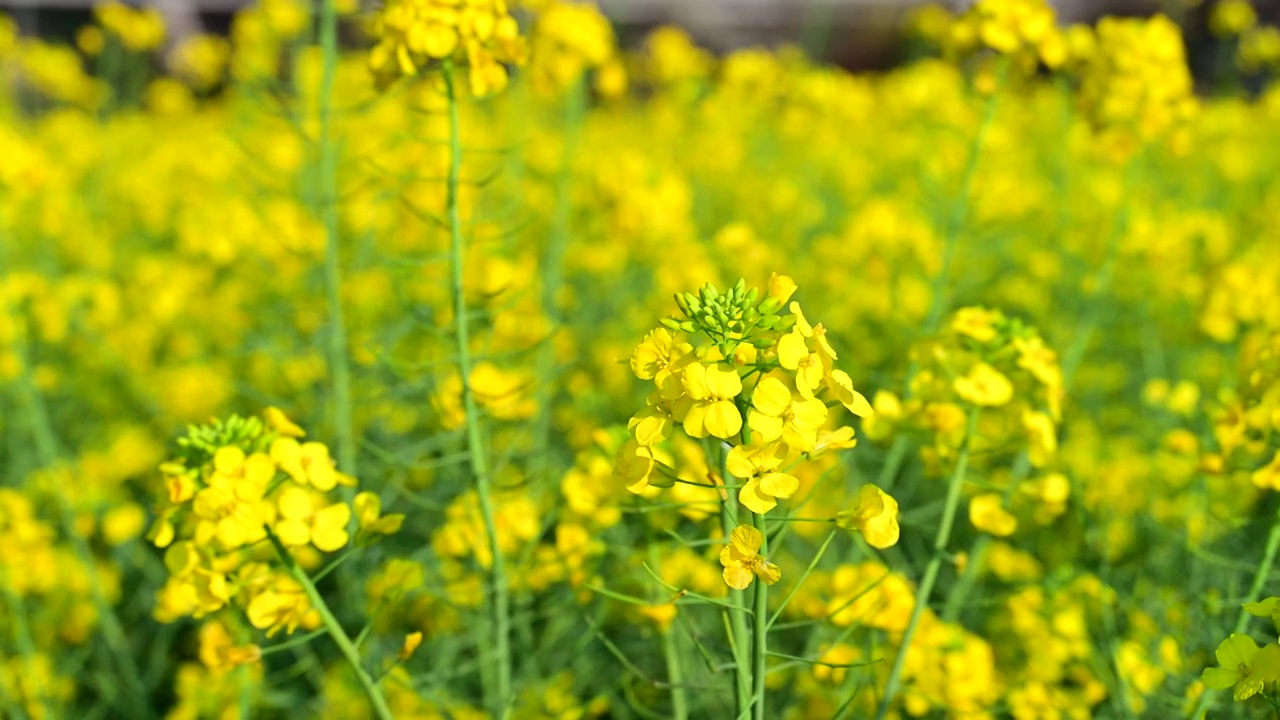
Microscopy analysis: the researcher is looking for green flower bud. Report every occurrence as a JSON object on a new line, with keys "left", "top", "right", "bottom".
{"left": 753, "top": 337, "right": 777, "bottom": 348}
{"left": 660, "top": 317, "right": 682, "bottom": 332}
{"left": 758, "top": 297, "right": 782, "bottom": 315}
{"left": 679, "top": 320, "right": 696, "bottom": 333}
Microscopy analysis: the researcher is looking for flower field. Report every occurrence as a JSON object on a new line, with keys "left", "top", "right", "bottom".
{"left": 3, "top": 0, "right": 1280, "bottom": 717}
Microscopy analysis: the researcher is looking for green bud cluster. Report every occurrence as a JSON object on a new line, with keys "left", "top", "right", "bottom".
{"left": 658, "top": 278, "right": 790, "bottom": 355}
{"left": 173, "top": 414, "right": 269, "bottom": 467}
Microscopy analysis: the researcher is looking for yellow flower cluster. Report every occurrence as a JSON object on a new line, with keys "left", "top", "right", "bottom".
{"left": 93, "top": 0, "right": 167, "bottom": 52}
{"left": 953, "top": 0, "right": 1065, "bottom": 67}
{"left": 369, "top": 0, "right": 526, "bottom": 94}
{"left": 1078, "top": 14, "right": 1197, "bottom": 149}
{"left": 150, "top": 411, "right": 400, "bottom": 636}
{"left": 528, "top": 1, "right": 624, "bottom": 95}
{"left": 868, "top": 306, "right": 1062, "bottom": 465}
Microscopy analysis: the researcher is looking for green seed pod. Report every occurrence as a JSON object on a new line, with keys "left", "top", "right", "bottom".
{"left": 660, "top": 317, "right": 682, "bottom": 332}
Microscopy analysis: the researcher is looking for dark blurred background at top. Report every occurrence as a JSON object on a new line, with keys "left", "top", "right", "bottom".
{"left": 2, "top": 0, "right": 1278, "bottom": 75}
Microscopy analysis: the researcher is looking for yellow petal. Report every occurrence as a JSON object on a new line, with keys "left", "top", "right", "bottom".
{"left": 729, "top": 524, "right": 763, "bottom": 555}
{"left": 704, "top": 400, "right": 743, "bottom": 440}
{"left": 723, "top": 565, "right": 754, "bottom": 590}
{"left": 777, "top": 331, "right": 807, "bottom": 370}
{"left": 277, "top": 486, "right": 313, "bottom": 520}
{"left": 704, "top": 364, "right": 743, "bottom": 399}
{"left": 759, "top": 472, "right": 799, "bottom": 500}
{"left": 752, "top": 374, "right": 791, "bottom": 417}
{"left": 739, "top": 478, "right": 778, "bottom": 514}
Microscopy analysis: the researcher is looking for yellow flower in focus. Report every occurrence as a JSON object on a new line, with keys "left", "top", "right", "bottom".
{"left": 274, "top": 487, "right": 352, "bottom": 552}
{"left": 954, "top": 363, "right": 1014, "bottom": 407}
{"left": 680, "top": 362, "right": 743, "bottom": 439}
{"left": 728, "top": 442, "right": 798, "bottom": 515}
{"left": 836, "top": 484, "right": 900, "bottom": 549}
{"left": 614, "top": 439, "right": 669, "bottom": 493}
{"left": 1202, "top": 634, "right": 1280, "bottom": 702}
{"left": 271, "top": 438, "right": 338, "bottom": 491}
{"left": 747, "top": 371, "right": 827, "bottom": 451}
{"left": 969, "top": 493, "right": 1017, "bottom": 536}
{"left": 246, "top": 575, "right": 318, "bottom": 637}
{"left": 630, "top": 327, "right": 692, "bottom": 386}
{"left": 719, "top": 524, "right": 780, "bottom": 590}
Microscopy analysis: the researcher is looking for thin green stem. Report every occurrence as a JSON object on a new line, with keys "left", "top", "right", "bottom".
{"left": 649, "top": 545, "right": 689, "bottom": 720}
{"left": 442, "top": 59, "right": 512, "bottom": 717}
{"left": 878, "top": 62, "right": 1005, "bottom": 495}
{"left": 767, "top": 529, "right": 836, "bottom": 631}
{"left": 13, "top": 340, "right": 151, "bottom": 719}
{"left": 874, "top": 408, "right": 978, "bottom": 720}
{"left": 315, "top": 0, "right": 356, "bottom": 479}
{"left": 750, "top": 511, "right": 768, "bottom": 720}
{"left": 531, "top": 76, "right": 587, "bottom": 479}
{"left": 266, "top": 530, "right": 393, "bottom": 720}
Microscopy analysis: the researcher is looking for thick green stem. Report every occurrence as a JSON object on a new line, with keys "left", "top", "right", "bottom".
{"left": 315, "top": 0, "right": 356, "bottom": 479}
{"left": 1189, "top": 506, "right": 1280, "bottom": 719}
{"left": 750, "top": 511, "right": 768, "bottom": 720}
{"left": 875, "top": 408, "right": 978, "bottom": 720}
{"left": 266, "top": 531, "right": 393, "bottom": 720}
{"left": 442, "top": 60, "right": 513, "bottom": 717}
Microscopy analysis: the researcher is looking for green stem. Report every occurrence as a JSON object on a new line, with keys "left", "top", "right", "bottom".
{"left": 878, "top": 62, "right": 1005, "bottom": 494}
{"left": 750, "top": 511, "right": 768, "bottom": 720}
{"left": 315, "top": 0, "right": 356, "bottom": 479}
{"left": 874, "top": 408, "right": 978, "bottom": 720}
{"left": 715, "top": 443, "right": 752, "bottom": 717}
{"left": 919, "top": 58, "right": 1007, "bottom": 337}
{"left": 266, "top": 530, "right": 393, "bottom": 720}
{"left": 442, "top": 59, "right": 512, "bottom": 717}
{"left": 649, "top": 545, "right": 689, "bottom": 720}
{"left": 13, "top": 341, "right": 151, "bottom": 719}
{"left": 1189, "top": 505, "right": 1280, "bottom": 719}
{"left": 940, "top": 452, "right": 1030, "bottom": 622}
{"left": 767, "top": 529, "right": 836, "bottom": 630}
{"left": 531, "top": 76, "right": 587, "bottom": 478}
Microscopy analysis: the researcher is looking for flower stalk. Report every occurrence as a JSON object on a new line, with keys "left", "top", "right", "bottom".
{"left": 442, "top": 59, "right": 513, "bottom": 716}
{"left": 875, "top": 407, "right": 979, "bottom": 720}
{"left": 265, "top": 529, "right": 393, "bottom": 720}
